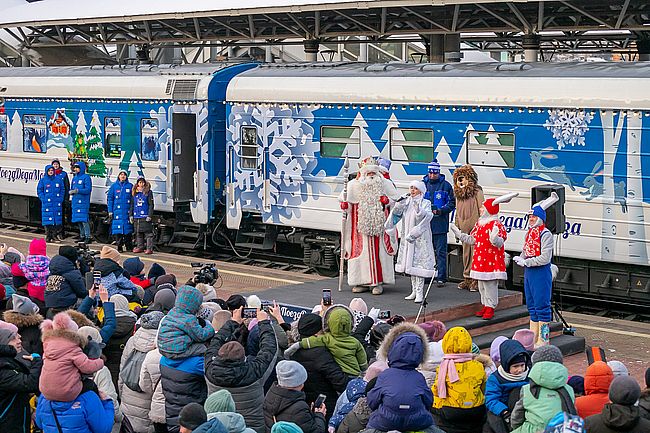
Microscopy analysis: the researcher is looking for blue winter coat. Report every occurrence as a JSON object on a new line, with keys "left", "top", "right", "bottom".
{"left": 329, "top": 378, "right": 367, "bottom": 428}
{"left": 367, "top": 329, "right": 434, "bottom": 432}
{"left": 45, "top": 255, "right": 87, "bottom": 309}
{"left": 35, "top": 391, "right": 115, "bottom": 433}
{"left": 37, "top": 165, "right": 65, "bottom": 226}
{"left": 161, "top": 355, "right": 207, "bottom": 430}
{"left": 485, "top": 340, "right": 531, "bottom": 416}
{"left": 107, "top": 178, "right": 133, "bottom": 235}
{"left": 71, "top": 161, "right": 92, "bottom": 223}
{"left": 423, "top": 174, "right": 455, "bottom": 234}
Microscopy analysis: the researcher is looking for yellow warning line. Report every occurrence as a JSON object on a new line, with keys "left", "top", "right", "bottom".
{"left": 574, "top": 323, "right": 650, "bottom": 339}
{"left": 0, "top": 232, "right": 300, "bottom": 285}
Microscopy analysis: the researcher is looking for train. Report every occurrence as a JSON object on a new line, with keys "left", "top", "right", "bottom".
{"left": 0, "top": 61, "right": 649, "bottom": 307}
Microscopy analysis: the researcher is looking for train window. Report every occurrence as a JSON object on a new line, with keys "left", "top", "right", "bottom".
{"left": 389, "top": 128, "right": 433, "bottom": 162}
{"left": 320, "top": 126, "right": 360, "bottom": 158}
{"left": 467, "top": 130, "right": 515, "bottom": 168}
{"left": 240, "top": 126, "right": 258, "bottom": 170}
{"left": 140, "top": 118, "right": 160, "bottom": 161}
{"left": 23, "top": 114, "right": 47, "bottom": 153}
{"left": 0, "top": 114, "right": 7, "bottom": 151}
{"left": 104, "top": 117, "right": 122, "bottom": 158}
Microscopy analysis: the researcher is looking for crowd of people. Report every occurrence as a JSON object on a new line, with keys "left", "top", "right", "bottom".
{"left": 0, "top": 237, "right": 649, "bottom": 433}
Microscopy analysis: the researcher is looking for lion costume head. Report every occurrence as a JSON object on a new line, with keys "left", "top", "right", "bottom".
{"left": 453, "top": 164, "right": 480, "bottom": 201}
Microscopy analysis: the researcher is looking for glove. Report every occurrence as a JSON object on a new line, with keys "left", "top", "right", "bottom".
{"left": 380, "top": 195, "right": 389, "bottom": 205}
{"left": 146, "top": 216, "right": 152, "bottom": 222}
{"left": 405, "top": 233, "right": 416, "bottom": 243}
{"left": 340, "top": 202, "right": 349, "bottom": 210}
{"left": 489, "top": 225, "right": 501, "bottom": 244}
{"left": 368, "top": 307, "right": 380, "bottom": 322}
{"left": 284, "top": 342, "right": 300, "bottom": 358}
{"left": 450, "top": 224, "right": 462, "bottom": 238}
{"left": 30, "top": 353, "right": 41, "bottom": 360}
{"left": 513, "top": 256, "right": 526, "bottom": 267}
{"left": 69, "top": 189, "right": 78, "bottom": 195}
{"left": 108, "top": 212, "right": 113, "bottom": 218}
{"left": 129, "top": 217, "right": 134, "bottom": 224}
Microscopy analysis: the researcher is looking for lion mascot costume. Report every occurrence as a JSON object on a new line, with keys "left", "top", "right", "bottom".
{"left": 452, "top": 165, "right": 484, "bottom": 291}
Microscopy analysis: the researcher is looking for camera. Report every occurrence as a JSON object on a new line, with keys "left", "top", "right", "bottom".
{"left": 76, "top": 242, "right": 99, "bottom": 273}
{"left": 378, "top": 310, "right": 391, "bottom": 320}
{"left": 261, "top": 301, "right": 273, "bottom": 313}
{"left": 191, "top": 262, "right": 219, "bottom": 285}
{"left": 243, "top": 307, "right": 257, "bottom": 319}
{"left": 322, "top": 289, "right": 332, "bottom": 306}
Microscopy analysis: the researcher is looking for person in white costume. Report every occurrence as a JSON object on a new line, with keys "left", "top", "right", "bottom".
{"left": 340, "top": 157, "right": 402, "bottom": 295}
{"left": 385, "top": 180, "right": 437, "bottom": 304}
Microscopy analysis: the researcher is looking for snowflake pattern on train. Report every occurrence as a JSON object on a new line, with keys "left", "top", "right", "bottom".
{"left": 544, "top": 108, "right": 593, "bottom": 149}
{"left": 227, "top": 104, "right": 329, "bottom": 223}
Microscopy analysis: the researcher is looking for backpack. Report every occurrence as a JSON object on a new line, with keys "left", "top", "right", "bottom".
{"left": 119, "top": 349, "right": 147, "bottom": 392}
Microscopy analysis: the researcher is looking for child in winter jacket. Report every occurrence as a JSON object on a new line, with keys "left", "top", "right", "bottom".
{"left": 2, "top": 294, "right": 44, "bottom": 355}
{"left": 367, "top": 323, "right": 436, "bottom": 433}
{"left": 39, "top": 312, "right": 105, "bottom": 402}
{"left": 584, "top": 375, "right": 650, "bottom": 433}
{"left": 432, "top": 326, "right": 487, "bottom": 433}
{"left": 485, "top": 339, "right": 531, "bottom": 433}
{"left": 131, "top": 177, "right": 155, "bottom": 254}
{"left": 123, "top": 257, "right": 152, "bottom": 289}
{"left": 640, "top": 367, "right": 650, "bottom": 421}
{"left": 290, "top": 305, "right": 367, "bottom": 377}
{"left": 575, "top": 361, "right": 614, "bottom": 419}
{"left": 17, "top": 238, "right": 50, "bottom": 309}
{"left": 157, "top": 285, "right": 215, "bottom": 359}
{"left": 35, "top": 390, "right": 115, "bottom": 433}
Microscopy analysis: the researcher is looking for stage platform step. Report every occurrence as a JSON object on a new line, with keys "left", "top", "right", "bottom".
{"left": 443, "top": 304, "right": 530, "bottom": 338}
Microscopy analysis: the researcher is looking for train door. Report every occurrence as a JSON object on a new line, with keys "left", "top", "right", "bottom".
{"left": 172, "top": 113, "right": 197, "bottom": 202}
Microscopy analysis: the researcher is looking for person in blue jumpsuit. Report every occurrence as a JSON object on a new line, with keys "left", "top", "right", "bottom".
{"left": 51, "top": 159, "right": 70, "bottom": 241}
{"left": 423, "top": 159, "right": 455, "bottom": 287}
{"left": 69, "top": 161, "right": 92, "bottom": 244}
{"left": 37, "top": 164, "right": 65, "bottom": 243}
{"left": 107, "top": 170, "right": 134, "bottom": 252}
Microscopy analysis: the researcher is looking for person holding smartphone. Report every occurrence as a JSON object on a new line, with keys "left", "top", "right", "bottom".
{"left": 44, "top": 245, "right": 87, "bottom": 317}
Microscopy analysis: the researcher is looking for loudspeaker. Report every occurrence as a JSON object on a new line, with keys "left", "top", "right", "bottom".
{"left": 531, "top": 184, "right": 565, "bottom": 235}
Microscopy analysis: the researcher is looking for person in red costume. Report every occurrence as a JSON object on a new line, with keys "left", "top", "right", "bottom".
{"left": 451, "top": 192, "right": 518, "bottom": 320}
{"left": 339, "top": 157, "right": 402, "bottom": 295}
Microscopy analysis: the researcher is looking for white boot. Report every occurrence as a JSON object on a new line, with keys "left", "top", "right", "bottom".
{"left": 404, "top": 289, "right": 416, "bottom": 300}
{"left": 414, "top": 286, "right": 424, "bottom": 303}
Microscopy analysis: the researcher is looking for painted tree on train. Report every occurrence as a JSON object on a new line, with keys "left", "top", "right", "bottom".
{"left": 86, "top": 110, "right": 106, "bottom": 177}
{"left": 73, "top": 109, "right": 88, "bottom": 160}
{"left": 434, "top": 136, "right": 454, "bottom": 179}
{"left": 625, "top": 112, "right": 646, "bottom": 262}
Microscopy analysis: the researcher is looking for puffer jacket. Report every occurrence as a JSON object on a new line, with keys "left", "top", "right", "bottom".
{"left": 639, "top": 390, "right": 650, "bottom": 421}
{"left": 205, "top": 319, "right": 278, "bottom": 433}
{"left": 104, "top": 314, "right": 136, "bottom": 388}
{"left": 205, "top": 412, "right": 255, "bottom": 433}
{"left": 299, "top": 305, "right": 367, "bottom": 376}
{"left": 585, "top": 404, "right": 650, "bottom": 433}
{"left": 94, "top": 366, "right": 123, "bottom": 433}
{"left": 46, "top": 254, "right": 87, "bottom": 309}
{"left": 157, "top": 285, "right": 214, "bottom": 357}
{"left": 139, "top": 348, "right": 165, "bottom": 424}
{"left": 263, "top": 383, "right": 327, "bottom": 433}
{"left": 329, "top": 378, "right": 367, "bottom": 429}
{"left": 432, "top": 327, "right": 486, "bottom": 433}
{"left": 93, "top": 258, "right": 139, "bottom": 299}
{"left": 119, "top": 327, "right": 157, "bottom": 433}
{"left": 35, "top": 391, "right": 114, "bottom": 433}
{"left": 511, "top": 361, "right": 575, "bottom": 433}
{"left": 485, "top": 340, "right": 530, "bottom": 416}
{"left": 160, "top": 355, "right": 206, "bottom": 433}
{"left": 37, "top": 164, "right": 65, "bottom": 226}
{"left": 17, "top": 255, "right": 50, "bottom": 302}
{"left": 107, "top": 176, "right": 134, "bottom": 235}
{"left": 0, "top": 344, "right": 43, "bottom": 433}
{"left": 70, "top": 161, "right": 92, "bottom": 223}
{"left": 2, "top": 310, "right": 44, "bottom": 355}
{"left": 194, "top": 418, "right": 230, "bottom": 433}
{"left": 576, "top": 361, "right": 614, "bottom": 419}
{"left": 367, "top": 323, "right": 433, "bottom": 432}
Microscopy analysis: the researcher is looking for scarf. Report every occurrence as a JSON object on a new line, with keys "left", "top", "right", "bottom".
{"left": 436, "top": 353, "right": 474, "bottom": 398}
{"left": 523, "top": 224, "right": 545, "bottom": 258}
{"left": 497, "top": 365, "right": 529, "bottom": 382}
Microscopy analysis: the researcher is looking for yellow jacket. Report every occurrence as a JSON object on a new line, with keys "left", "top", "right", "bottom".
{"left": 432, "top": 327, "right": 487, "bottom": 409}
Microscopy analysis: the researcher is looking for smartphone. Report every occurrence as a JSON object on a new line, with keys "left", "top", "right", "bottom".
{"left": 378, "top": 310, "right": 391, "bottom": 320}
{"left": 93, "top": 271, "right": 102, "bottom": 288}
{"left": 261, "top": 301, "right": 272, "bottom": 313}
{"left": 243, "top": 307, "right": 257, "bottom": 319}
{"left": 314, "top": 394, "right": 327, "bottom": 409}
{"left": 322, "top": 289, "right": 332, "bottom": 306}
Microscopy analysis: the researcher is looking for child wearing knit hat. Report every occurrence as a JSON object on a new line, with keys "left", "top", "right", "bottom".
{"left": 584, "top": 375, "right": 650, "bottom": 433}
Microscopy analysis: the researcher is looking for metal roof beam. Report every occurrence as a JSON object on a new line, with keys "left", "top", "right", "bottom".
{"left": 507, "top": 2, "right": 531, "bottom": 32}
{"left": 475, "top": 4, "right": 521, "bottom": 31}
{"left": 401, "top": 7, "right": 451, "bottom": 32}
{"left": 615, "top": 0, "right": 631, "bottom": 29}
{"left": 559, "top": 1, "right": 613, "bottom": 29}
{"left": 261, "top": 14, "right": 303, "bottom": 37}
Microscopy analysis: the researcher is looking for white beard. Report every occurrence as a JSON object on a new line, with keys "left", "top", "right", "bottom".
{"left": 357, "top": 174, "right": 386, "bottom": 237}
{"left": 478, "top": 211, "right": 498, "bottom": 225}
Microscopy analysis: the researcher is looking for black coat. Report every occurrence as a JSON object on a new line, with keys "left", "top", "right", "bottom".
{"left": 263, "top": 383, "right": 327, "bottom": 433}
{"left": 585, "top": 404, "right": 650, "bottom": 433}
{"left": 93, "top": 258, "right": 125, "bottom": 278}
{"left": 291, "top": 346, "right": 349, "bottom": 420}
{"left": 1, "top": 311, "right": 44, "bottom": 355}
{"left": 161, "top": 356, "right": 207, "bottom": 433}
{"left": 104, "top": 315, "right": 136, "bottom": 388}
{"left": 0, "top": 344, "right": 42, "bottom": 433}
{"left": 45, "top": 255, "right": 87, "bottom": 309}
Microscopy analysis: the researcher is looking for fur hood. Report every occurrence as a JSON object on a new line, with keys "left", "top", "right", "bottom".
{"left": 41, "top": 328, "right": 86, "bottom": 347}
{"left": 2, "top": 310, "right": 44, "bottom": 328}
{"left": 452, "top": 164, "right": 481, "bottom": 201}
{"left": 475, "top": 353, "right": 495, "bottom": 371}
{"left": 65, "top": 309, "right": 96, "bottom": 329}
{"left": 378, "top": 322, "right": 429, "bottom": 368}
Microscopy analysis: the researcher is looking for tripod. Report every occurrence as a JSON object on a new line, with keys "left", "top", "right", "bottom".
{"left": 415, "top": 264, "right": 439, "bottom": 324}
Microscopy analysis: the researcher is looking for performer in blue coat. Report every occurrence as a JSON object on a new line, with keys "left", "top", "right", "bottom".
{"left": 423, "top": 159, "right": 455, "bottom": 286}
{"left": 51, "top": 159, "right": 70, "bottom": 240}
{"left": 70, "top": 161, "right": 93, "bottom": 244}
{"left": 130, "top": 177, "right": 155, "bottom": 254}
{"left": 107, "top": 170, "right": 134, "bottom": 252}
{"left": 37, "top": 164, "right": 65, "bottom": 243}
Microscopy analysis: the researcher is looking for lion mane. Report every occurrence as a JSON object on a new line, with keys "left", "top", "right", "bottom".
{"left": 453, "top": 164, "right": 480, "bottom": 201}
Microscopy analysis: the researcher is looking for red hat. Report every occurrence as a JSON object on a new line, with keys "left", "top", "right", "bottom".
{"left": 29, "top": 239, "right": 47, "bottom": 256}
{"left": 483, "top": 198, "right": 499, "bottom": 215}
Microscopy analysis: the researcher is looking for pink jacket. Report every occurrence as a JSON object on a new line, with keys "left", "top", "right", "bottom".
{"left": 39, "top": 329, "right": 104, "bottom": 402}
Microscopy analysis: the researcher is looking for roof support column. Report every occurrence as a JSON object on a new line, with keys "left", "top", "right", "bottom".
{"left": 427, "top": 34, "right": 444, "bottom": 63}
{"left": 444, "top": 33, "right": 461, "bottom": 62}
{"left": 522, "top": 33, "right": 540, "bottom": 62}
{"left": 637, "top": 38, "right": 650, "bottom": 61}
{"left": 265, "top": 45, "right": 273, "bottom": 63}
{"left": 358, "top": 36, "right": 368, "bottom": 62}
{"left": 303, "top": 39, "right": 320, "bottom": 62}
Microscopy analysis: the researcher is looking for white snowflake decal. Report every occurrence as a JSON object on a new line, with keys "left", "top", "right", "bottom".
{"left": 544, "top": 108, "right": 593, "bottom": 149}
